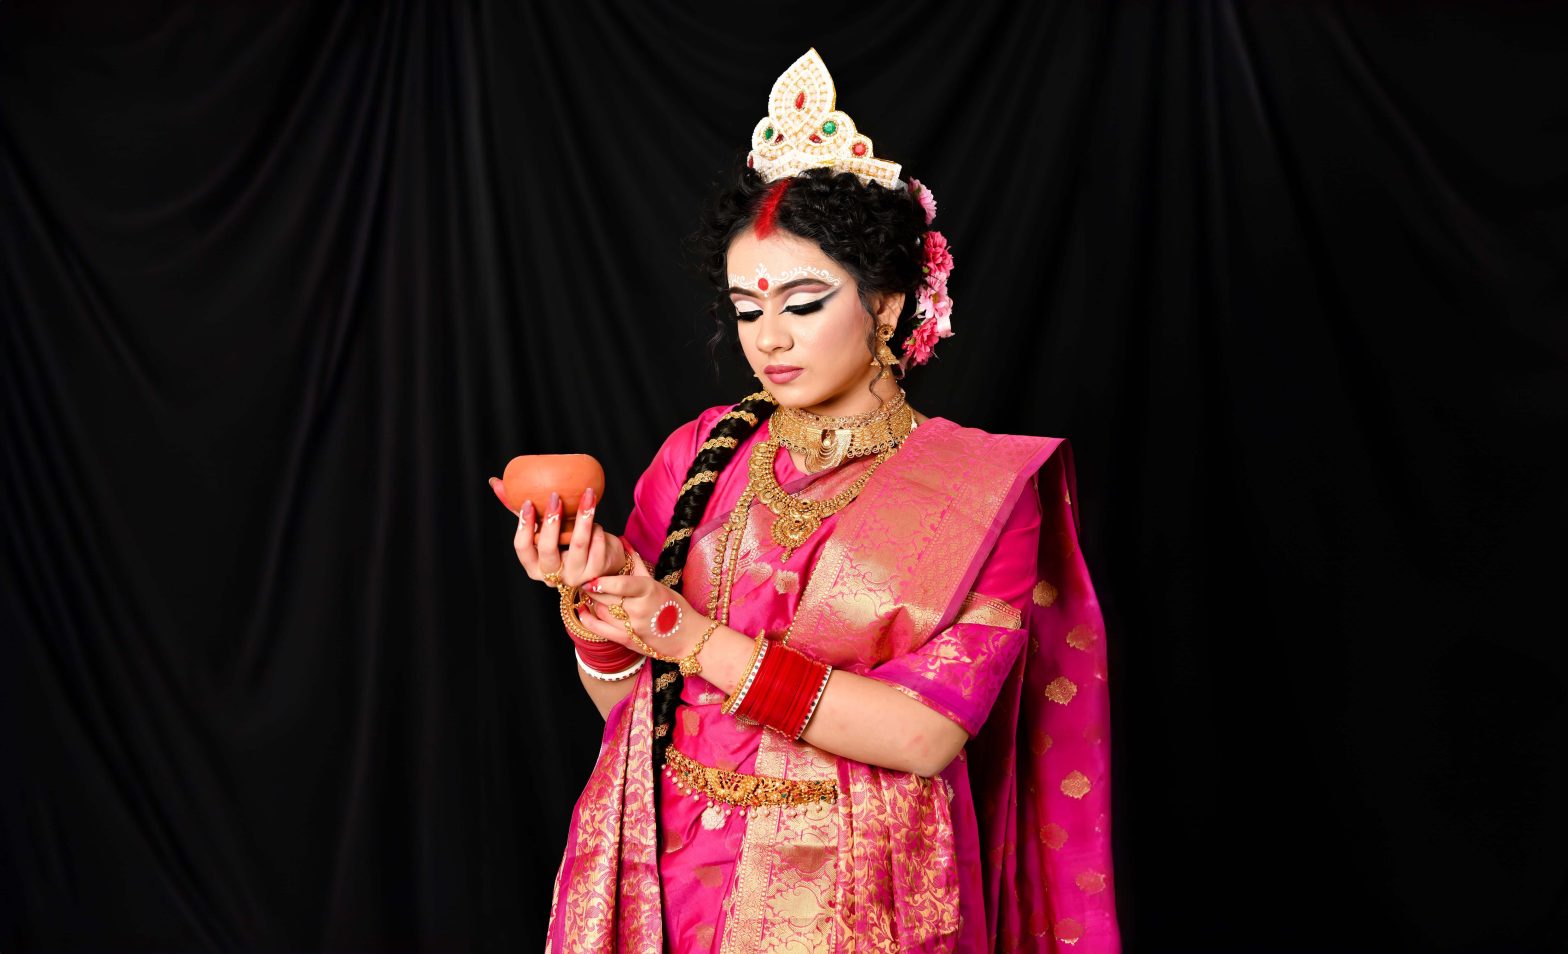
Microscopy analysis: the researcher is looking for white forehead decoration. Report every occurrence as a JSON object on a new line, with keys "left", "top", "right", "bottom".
{"left": 727, "top": 263, "right": 843, "bottom": 298}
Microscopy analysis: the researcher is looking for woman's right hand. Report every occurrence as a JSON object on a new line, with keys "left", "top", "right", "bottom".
{"left": 497, "top": 481, "right": 638, "bottom": 589}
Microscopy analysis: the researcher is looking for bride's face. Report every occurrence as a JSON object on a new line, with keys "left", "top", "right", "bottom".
{"left": 726, "top": 227, "right": 902, "bottom": 416}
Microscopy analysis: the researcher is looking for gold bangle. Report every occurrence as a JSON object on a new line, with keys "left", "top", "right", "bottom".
{"left": 616, "top": 536, "right": 636, "bottom": 576}
{"left": 721, "top": 631, "right": 769, "bottom": 715}
{"left": 559, "top": 584, "right": 607, "bottom": 642}
{"left": 678, "top": 619, "right": 722, "bottom": 677}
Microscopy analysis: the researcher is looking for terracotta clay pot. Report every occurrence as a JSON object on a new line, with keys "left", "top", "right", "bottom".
{"left": 502, "top": 453, "right": 606, "bottom": 547}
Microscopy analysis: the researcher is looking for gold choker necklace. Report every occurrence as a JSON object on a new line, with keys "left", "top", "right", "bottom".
{"left": 769, "top": 390, "right": 916, "bottom": 474}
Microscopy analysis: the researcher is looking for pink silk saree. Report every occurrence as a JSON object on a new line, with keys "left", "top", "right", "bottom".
{"left": 546, "top": 405, "right": 1119, "bottom": 952}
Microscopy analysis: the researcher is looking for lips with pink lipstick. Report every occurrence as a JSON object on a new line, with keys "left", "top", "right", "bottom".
{"left": 763, "top": 364, "right": 803, "bottom": 384}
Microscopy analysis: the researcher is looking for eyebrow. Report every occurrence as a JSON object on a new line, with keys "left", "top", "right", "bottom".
{"left": 726, "top": 277, "right": 836, "bottom": 298}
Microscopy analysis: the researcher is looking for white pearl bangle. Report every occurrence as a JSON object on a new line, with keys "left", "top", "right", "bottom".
{"left": 576, "top": 649, "right": 647, "bottom": 682}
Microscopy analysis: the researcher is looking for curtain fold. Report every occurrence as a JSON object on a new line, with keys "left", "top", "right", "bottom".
{"left": 3, "top": 1, "right": 1565, "bottom": 950}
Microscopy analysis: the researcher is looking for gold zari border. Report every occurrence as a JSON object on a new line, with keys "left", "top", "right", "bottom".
{"left": 954, "top": 591, "right": 1024, "bottom": 629}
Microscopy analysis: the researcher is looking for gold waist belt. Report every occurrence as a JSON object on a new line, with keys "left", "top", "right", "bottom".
{"left": 663, "top": 745, "right": 838, "bottom": 818}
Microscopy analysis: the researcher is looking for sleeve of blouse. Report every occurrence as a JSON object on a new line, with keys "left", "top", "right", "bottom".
{"left": 864, "top": 483, "right": 1043, "bottom": 736}
{"left": 620, "top": 405, "right": 730, "bottom": 565}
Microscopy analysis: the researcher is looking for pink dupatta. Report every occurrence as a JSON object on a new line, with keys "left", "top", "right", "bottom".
{"left": 546, "top": 410, "right": 1119, "bottom": 952}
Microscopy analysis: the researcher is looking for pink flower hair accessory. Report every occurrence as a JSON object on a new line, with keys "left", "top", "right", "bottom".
{"left": 910, "top": 177, "right": 938, "bottom": 224}
{"left": 900, "top": 178, "right": 955, "bottom": 368}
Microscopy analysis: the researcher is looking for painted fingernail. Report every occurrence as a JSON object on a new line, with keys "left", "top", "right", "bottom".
{"left": 548, "top": 491, "right": 561, "bottom": 514}
{"left": 520, "top": 500, "right": 534, "bottom": 521}
{"left": 581, "top": 487, "right": 594, "bottom": 511}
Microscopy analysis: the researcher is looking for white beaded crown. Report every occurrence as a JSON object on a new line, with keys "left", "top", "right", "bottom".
{"left": 746, "top": 49, "right": 904, "bottom": 190}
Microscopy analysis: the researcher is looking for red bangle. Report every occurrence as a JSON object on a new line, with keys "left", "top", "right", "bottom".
{"left": 734, "top": 641, "right": 830, "bottom": 739}
{"left": 773, "top": 651, "right": 808, "bottom": 734}
{"left": 795, "top": 665, "right": 833, "bottom": 738}
{"left": 779, "top": 653, "right": 824, "bottom": 738}
{"left": 732, "top": 644, "right": 778, "bottom": 725}
{"left": 570, "top": 631, "right": 642, "bottom": 671}
{"left": 746, "top": 641, "right": 795, "bottom": 725}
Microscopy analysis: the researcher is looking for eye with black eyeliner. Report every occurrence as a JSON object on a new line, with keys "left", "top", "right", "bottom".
{"left": 783, "top": 287, "right": 839, "bottom": 316}
{"left": 730, "top": 286, "right": 838, "bottom": 321}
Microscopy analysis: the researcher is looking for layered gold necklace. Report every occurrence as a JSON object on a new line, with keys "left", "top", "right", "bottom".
{"left": 753, "top": 390, "right": 917, "bottom": 561}
{"left": 700, "top": 390, "right": 916, "bottom": 664}
{"left": 750, "top": 438, "right": 895, "bottom": 560}
{"left": 768, "top": 389, "right": 916, "bottom": 474}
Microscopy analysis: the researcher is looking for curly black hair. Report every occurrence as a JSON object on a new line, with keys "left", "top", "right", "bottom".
{"left": 647, "top": 166, "right": 930, "bottom": 770}
{"left": 689, "top": 165, "right": 931, "bottom": 388}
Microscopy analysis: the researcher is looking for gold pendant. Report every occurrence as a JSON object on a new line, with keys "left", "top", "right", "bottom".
{"left": 770, "top": 509, "right": 821, "bottom": 553}
{"left": 701, "top": 804, "right": 728, "bottom": 830}
{"left": 807, "top": 429, "right": 852, "bottom": 473}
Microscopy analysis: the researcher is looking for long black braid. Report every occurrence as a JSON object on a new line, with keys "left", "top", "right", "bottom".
{"left": 649, "top": 389, "right": 778, "bottom": 767}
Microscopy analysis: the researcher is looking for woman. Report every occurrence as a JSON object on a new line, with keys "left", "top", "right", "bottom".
{"left": 490, "top": 50, "right": 1119, "bottom": 953}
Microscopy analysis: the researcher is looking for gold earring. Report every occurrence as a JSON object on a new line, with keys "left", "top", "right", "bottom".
{"left": 872, "top": 324, "right": 898, "bottom": 368}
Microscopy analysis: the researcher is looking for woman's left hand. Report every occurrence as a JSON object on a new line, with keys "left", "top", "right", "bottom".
{"left": 575, "top": 574, "right": 709, "bottom": 659}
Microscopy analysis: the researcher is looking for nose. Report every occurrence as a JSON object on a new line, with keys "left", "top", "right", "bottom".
{"left": 752, "top": 306, "right": 791, "bottom": 356}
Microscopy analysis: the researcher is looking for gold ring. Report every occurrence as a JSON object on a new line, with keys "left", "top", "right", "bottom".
{"left": 610, "top": 604, "right": 642, "bottom": 646}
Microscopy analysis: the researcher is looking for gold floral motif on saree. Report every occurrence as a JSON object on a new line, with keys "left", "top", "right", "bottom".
{"left": 721, "top": 732, "right": 843, "bottom": 953}
{"left": 833, "top": 758, "right": 959, "bottom": 950}
{"left": 550, "top": 663, "right": 664, "bottom": 952}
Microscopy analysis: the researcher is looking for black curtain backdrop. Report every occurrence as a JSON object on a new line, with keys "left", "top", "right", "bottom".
{"left": 4, "top": 2, "right": 1566, "bottom": 951}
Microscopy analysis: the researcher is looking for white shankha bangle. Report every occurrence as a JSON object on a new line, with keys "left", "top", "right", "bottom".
{"left": 794, "top": 665, "right": 833, "bottom": 740}
{"left": 722, "top": 633, "right": 770, "bottom": 716}
{"left": 576, "top": 649, "right": 646, "bottom": 682}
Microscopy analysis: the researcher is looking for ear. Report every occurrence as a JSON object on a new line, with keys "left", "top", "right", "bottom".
{"left": 872, "top": 291, "right": 905, "bottom": 328}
